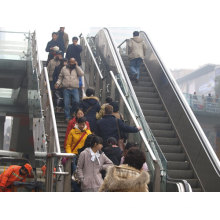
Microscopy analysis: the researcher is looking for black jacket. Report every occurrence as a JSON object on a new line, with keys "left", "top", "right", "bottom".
{"left": 97, "top": 115, "right": 139, "bottom": 145}
{"left": 65, "top": 44, "right": 82, "bottom": 66}
{"left": 79, "top": 97, "right": 101, "bottom": 132}
{"left": 45, "top": 40, "right": 61, "bottom": 62}
{"left": 103, "top": 146, "right": 122, "bottom": 165}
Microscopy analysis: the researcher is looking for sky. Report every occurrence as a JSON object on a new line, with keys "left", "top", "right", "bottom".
{"left": 0, "top": 0, "right": 220, "bottom": 70}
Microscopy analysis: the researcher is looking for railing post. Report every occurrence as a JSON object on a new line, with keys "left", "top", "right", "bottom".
{"left": 63, "top": 158, "right": 72, "bottom": 192}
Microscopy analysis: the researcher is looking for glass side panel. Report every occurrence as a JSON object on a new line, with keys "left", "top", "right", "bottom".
{"left": 0, "top": 31, "right": 29, "bottom": 60}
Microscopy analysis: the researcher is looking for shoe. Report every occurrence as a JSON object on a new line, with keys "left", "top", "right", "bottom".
{"left": 135, "top": 78, "right": 139, "bottom": 83}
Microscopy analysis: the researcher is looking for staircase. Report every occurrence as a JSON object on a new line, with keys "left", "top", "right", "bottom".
{"left": 55, "top": 112, "right": 66, "bottom": 153}
{"left": 121, "top": 55, "right": 202, "bottom": 192}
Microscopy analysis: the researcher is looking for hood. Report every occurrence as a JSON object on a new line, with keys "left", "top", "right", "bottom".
{"left": 74, "top": 123, "right": 88, "bottom": 131}
{"left": 132, "top": 36, "right": 143, "bottom": 43}
{"left": 83, "top": 96, "right": 99, "bottom": 101}
{"left": 103, "top": 165, "right": 150, "bottom": 192}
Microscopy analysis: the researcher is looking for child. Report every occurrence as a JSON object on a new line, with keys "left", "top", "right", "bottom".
{"left": 76, "top": 135, "right": 113, "bottom": 192}
{"left": 103, "top": 137, "right": 122, "bottom": 165}
{"left": 64, "top": 109, "right": 90, "bottom": 149}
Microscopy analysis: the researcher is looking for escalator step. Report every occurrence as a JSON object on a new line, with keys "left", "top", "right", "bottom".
{"left": 167, "top": 170, "right": 194, "bottom": 179}
{"left": 156, "top": 137, "right": 179, "bottom": 145}
{"left": 143, "top": 110, "right": 166, "bottom": 117}
{"left": 167, "top": 161, "right": 189, "bottom": 170}
{"left": 139, "top": 97, "right": 161, "bottom": 104}
{"left": 192, "top": 188, "right": 202, "bottom": 192}
{"left": 164, "top": 153, "right": 186, "bottom": 161}
{"left": 145, "top": 116, "right": 169, "bottom": 123}
{"left": 131, "top": 81, "right": 153, "bottom": 87}
{"left": 160, "top": 145, "right": 182, "bottom": 153}
{"left": 184, "top": 179, "right": 199, "bottom": 188}
{"left": 135, "top": 91, "right": 158, "bottom": 98}
{"left": 152, "top": 130, "right": 175, "bottom": 138}
{"left": 133, "top": 86, "right": 155, "bottom": 92}
{"left": 140, "top": 103, "right": 163, "bottom": 110}
{"left": 148, "top": 123, "right": 172, "bottom": 130}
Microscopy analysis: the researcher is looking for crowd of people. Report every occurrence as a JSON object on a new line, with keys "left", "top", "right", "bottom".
{"left": 45, "top": 27, "right": 150, "bottom": 192}
{"left": 0, "top": 28, "right": 150, "bottom": 192}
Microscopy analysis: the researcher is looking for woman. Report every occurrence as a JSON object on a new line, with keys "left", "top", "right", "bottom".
{"left": 80, "top": 88, "right": 101, "bottom": 133}
{"left": 64, "top": 109, "right": 90, "bottom": 149}
{"left": 76, "top": 135, "right": 113, "bottom": 192}
{"left": 99, "top": 147, "right": 150, "bottom": 192}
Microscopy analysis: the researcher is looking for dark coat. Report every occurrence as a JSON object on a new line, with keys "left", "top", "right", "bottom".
{"left": 79, "top": 97, "right": 101, "bottom": 132}
{"left": 65, "top": 44, "right": 82, "bottom": 66}
{"left": 103, "top": 146, "right": 122, "bottom": 165}
{"left": 97, "top": 115, "right": 139, "bottom": 145}
{"left": 45, "top": 40, "right": 61, "bottom": 62}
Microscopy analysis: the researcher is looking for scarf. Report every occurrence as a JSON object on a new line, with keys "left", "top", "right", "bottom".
{"left": 89, "top": 148, "right": 100, "bottom": 165}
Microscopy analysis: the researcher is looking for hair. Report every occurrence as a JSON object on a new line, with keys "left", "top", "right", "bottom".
{"left": 123, "top": 147, "right": 146, "bottom": 170}
{"left": 133, "top": 31, "right": 139, "bottom": 37}
{"left": 109, "top": 101, "right": 119, "bottom": 113}
{"left": 105, "top": 105, "right": 113, "bottom": 115}
{"left": 86, "top": 88, "right": 95, "bottom": 97}
{"left": 52, "top": 32, "right": 58, "bottom": 36}
{"left": 72, "top": 36, "right": 78, "bottom": 41}
{"left": 77, "top": 116, "right": 87, "bottom": 124}
{"left": 107, "top": 137, "right": 117, "bottom": 145}
{"left": 105, "top": 96, "right": 113, "bottom": 103}
{"left": 90, "top": 135, "right": 103, "bottom": 148}
{"left": 125, "top": 142, "right": 138, "bottom": 151}
{"left": 75, "top": 108, "right": 84, "bottom": 120}
{"left": 83, "top": 134, "right": 96, "bottom": 148}
{"left": 59, "top": 58, "right": 68, "bottom": 67}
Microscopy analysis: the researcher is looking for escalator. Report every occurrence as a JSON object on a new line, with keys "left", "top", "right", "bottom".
{"left": 84, "top": 28, "right": 220, "bottom": 191}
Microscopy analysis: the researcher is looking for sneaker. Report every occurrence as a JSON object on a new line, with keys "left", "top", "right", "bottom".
{"left": 135, "top": 78, "right": 139, "bottom": 83}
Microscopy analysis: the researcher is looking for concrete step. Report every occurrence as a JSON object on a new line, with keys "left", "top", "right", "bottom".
{"left": 148, "top": 123, "right": 172, "bottom": 130}
{"left": 152, "top": 130, "right": 175, "bottom": 138}
{"left": 164, "top": 153, "right": 186, "bottom": 161}
{"left": 156, "top": 137, "right": 179, "bottom": 145}
{"left": 167, "top": 161, "right": 190, "bottom": 170}
{"left": 167, "top": 170, "right": 194, "bottom": 179}
{"left": 160, "top": 145, "right": 182, "bottom": 153}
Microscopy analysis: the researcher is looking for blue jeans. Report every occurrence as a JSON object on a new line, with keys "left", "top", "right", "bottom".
{"left": 63, "top": 88, "right": 79, "bottom": 120}
{"left": 130, "top": 57, "right": 143, "bottom": 79}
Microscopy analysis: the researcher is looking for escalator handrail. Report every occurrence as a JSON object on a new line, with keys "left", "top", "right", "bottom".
{"left": 43, "top": 67, "right": 61, "bottom": 154}
{"left": 139, "top": 30, "right": 220, "bottom": 173}
{"left": 167, "top": 177, "right": 192, "bottom": 192}
{"left": 81, "top": 33, "right": 103, "bottom": 79}
{"left": 101, "top": 28, "right": 166, "bottom": 169}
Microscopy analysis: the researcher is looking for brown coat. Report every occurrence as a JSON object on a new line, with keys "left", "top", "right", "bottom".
{"left": 63, "top": 32, "right": 69, "bottom": 52}
{"left": 47, "top": 58, "right": 60, "bottom": 81}
{"left": 99, "top": 164, "right": 150, "bottom": 192}
{"left": 56, "top": 65, "right": 84, "bottom": 89}
{"left": 76, "top": 148, "right": 113, "bottom": 191}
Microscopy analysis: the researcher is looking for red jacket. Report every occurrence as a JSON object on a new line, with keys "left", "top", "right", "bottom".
{"left": 0, "top": 165, "right": 27, "bottom": 190}
{"left": 64, "top": 117, "right": 90, "bottom": 148}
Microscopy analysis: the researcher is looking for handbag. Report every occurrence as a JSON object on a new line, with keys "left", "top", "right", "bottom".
{"left": 115, "top": 118, "right": 125, "bottom": 151}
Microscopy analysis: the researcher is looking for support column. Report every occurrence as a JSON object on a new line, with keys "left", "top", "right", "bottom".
{"left": 0, "top": 115, "right": 6, "bottom": 150}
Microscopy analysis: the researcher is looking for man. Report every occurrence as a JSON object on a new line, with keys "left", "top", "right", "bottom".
{"left": 127, "top": 31, "right": 147, "bottom": 83}
{"left": 57, "top": 27, "right": 69, "bottom": 53}
{"left": 55, "top": 58, "right": 84, "bottom": 122}
{"left": 45, "top": 32, "right": 61, "bottom": 66}
{"left": 96, "top": 105, "right": 142, "bottom": 146}
{"left": 47, "top": 50, "right": 63, "bottom": 89}
{"left": 0, "top": 163, "right": 33, "bottom": 192}
{"left": 66, "top": 37, "right": 82, "bottom": 66}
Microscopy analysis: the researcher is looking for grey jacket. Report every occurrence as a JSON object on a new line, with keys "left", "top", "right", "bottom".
{"left": 76, "top": 148, "right": 113, "bottom": 191}
{"left": 127, "top": 36, "right": 147, "bottom": 60}
{"left": 56, "top": 65, "right": 84, "bottom": 89}
{"left": 47, "top": 58, "right": 60, "bottom": 81}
